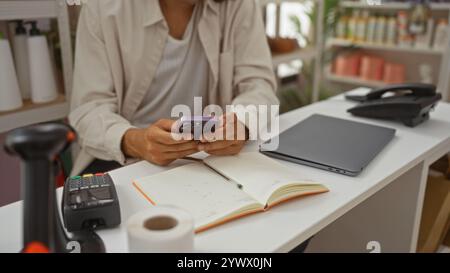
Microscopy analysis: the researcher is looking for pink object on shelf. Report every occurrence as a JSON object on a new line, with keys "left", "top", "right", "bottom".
{"left": 333, "top": 52, "right": 362, "bottom": 77}
{"left": 360, "top": 55, "right": 385, "bottom": 81}
{"left": 383, "top": 62, "right": 406, "bottom": 84}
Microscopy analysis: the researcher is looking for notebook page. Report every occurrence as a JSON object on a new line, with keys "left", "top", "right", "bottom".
{"left": 133, "top": 163, "right": 259, "bottom": 229}
{"left": 204, "top": 152, "right": 316, "bottom": 205}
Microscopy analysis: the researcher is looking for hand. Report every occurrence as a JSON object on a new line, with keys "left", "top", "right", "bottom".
{"left": 198, "top": 113, "right": 248, "bottom": 156}
{"left": 122, "top": 119, "right": 199, "bottom": 166}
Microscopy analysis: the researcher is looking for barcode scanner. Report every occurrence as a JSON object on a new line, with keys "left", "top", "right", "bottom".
{"left": 4, "top": 123, "right": 105, "bottom": 253}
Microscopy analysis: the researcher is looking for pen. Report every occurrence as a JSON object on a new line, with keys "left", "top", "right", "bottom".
{"left": 184, "top": 156, "right": 244, "bottom": 190}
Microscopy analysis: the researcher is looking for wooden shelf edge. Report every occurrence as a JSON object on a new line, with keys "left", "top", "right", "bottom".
{"left": 0, "top": 0, "right": 58, "bottom": 21}
{"left": 341, "top": 1, "right": 450, "bottom": 11}
{"left": 327, "top": 38, "right": 444, "bottom": 55}
{"left": 0, "top": 95, "right": 69, "bottom": 134}
{"left": 272, "top": 48, "right": 317, "bottom": 67}
{"left": 326, "top": 72, "right": 385, "bottom": 88}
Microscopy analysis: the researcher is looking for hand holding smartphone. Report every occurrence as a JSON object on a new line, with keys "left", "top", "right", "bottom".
{"left": 178, "top": 116, "right": 219, "bottom": 141}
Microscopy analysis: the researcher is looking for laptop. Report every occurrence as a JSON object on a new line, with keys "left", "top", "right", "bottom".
{"left": 260, "top": 114, "right": 396, "bottom": 177}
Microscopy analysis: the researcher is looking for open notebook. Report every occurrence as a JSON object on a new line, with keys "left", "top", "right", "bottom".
{"left": 133, "top": 152, "right": 329, "bottom": 233}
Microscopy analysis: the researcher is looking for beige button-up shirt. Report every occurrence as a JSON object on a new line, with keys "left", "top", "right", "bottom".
{"left": 69, "top": 0, "right": 278, "bottom": 175}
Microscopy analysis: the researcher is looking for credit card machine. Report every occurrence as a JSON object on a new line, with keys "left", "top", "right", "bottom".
{"left": 62, "top": 173, "right": 121, "bottom": 232}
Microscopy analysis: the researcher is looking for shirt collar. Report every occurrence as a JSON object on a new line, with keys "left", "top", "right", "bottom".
{"left": 142, "top": 0, "right": 164, "bottom": 27}
{"left": 142, "top": 0, "right": 219, "bottom": 27}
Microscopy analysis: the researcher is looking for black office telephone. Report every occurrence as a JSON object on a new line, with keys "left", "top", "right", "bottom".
{"left": 346, "top": 83, "right": 442, "bottom": 127}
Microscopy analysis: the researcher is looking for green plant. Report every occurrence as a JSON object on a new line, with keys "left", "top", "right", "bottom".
{"left": 279, "top": 0, "right": 340, "bottom": 111}
{"left": 290, "top": 0, "right": 340, "bottom": 44}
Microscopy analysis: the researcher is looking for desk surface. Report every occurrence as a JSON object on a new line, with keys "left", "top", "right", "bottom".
{"left": 1, "top": 91, "right": 450, "bottom": 253}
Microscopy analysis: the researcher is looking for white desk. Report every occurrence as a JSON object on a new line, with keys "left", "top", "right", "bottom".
{"left": 1, "top": 92, "right": 450, "bottom": 253}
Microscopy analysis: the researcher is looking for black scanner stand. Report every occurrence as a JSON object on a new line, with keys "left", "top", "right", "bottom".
{"left": 4, "top": 123, "right": 105, "bottom": 253}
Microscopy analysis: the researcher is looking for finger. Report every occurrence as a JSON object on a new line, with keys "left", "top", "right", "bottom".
{"left": 155, "top": 119, "right": 177, "bottom": 132}
{"left": 151, "top": 141, "right": 199, "bottom": 153}
{"left": 217, "top": 113, "right": 236, "bottom": 129}
{"left": 201, "top": 128, "right": 225, "bottom": 143}
{"left": 148, "top": 126, "right": 193, "bottom": 145}
{"left": 161, "top": 119, "right": 194, "bottom": 142}
{"left": 163, "top": 149, "right": 200, "bottom": 160}
{"left": 200, "top": 114, "right": 237, "bottom": 143}
{"left": 206, "top": 144, "right": 244, "bottom": 156}
{"left": 198, "top": 140, "right": 238, "bottom": 152}
{"left": 213, "top": 125, "right": 236, "bottom": 141}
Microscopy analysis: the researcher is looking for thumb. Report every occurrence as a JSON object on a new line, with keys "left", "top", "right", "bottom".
{"left": 155, "top": 119, "right": 176, "bottom": 132}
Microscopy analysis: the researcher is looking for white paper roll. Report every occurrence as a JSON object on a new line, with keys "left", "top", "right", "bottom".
{"left": 127, "top": 206, "right": 195, "bottom": 253}
{"left": 28, "top": 36, "right": 58, "bottom": 104}
{"left": 0, "top": 39, "right": 23, "bottom": 112}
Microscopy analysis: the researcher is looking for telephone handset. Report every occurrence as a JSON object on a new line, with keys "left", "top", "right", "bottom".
{"left": 346, "top": 83, "right": 442, "bottom": 127}
{"left": 346, "top": 83, "right": 438, "bottom": 102}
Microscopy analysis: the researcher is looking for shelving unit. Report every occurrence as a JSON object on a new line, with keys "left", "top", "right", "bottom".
{"left": 271, "top": 47, "right": 317, "bottom": 67}
{"left": 259, "top": 0, "right": 324, "bottom": 102}
{"left": 326, "top": 1, "right": 450, "bottom": 101}
{"left": 0, "top": 95, "right": 69, "bottom": 133}
{"left": 340, "top": 1, "right": 450, "bottom": 11}
{"left": 327, "top": 38, "right": 444, "bottom": 56}
{"left": 326, "top": 70, "right": 384, "bottom": 88}
{"left": 0, "top": 0, "right": 73, "bottom": 133}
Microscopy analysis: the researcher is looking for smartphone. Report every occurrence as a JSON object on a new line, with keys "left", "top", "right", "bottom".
{"left": 178, "top": 116, "right": 219, "bottom": 140}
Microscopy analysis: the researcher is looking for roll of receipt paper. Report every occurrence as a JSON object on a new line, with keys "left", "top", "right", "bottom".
{"left": 127, "top": 206, "right": 195, "bottom": 253}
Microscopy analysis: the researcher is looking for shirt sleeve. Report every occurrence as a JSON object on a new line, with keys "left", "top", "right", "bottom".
{"left": 69, "top": 0, "right": 133, "bottom": 165}
{"left": 229, "top": 0, "right": 280, "bottom": 140}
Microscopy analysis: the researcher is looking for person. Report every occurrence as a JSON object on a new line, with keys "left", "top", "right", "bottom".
{"left": 69, "top": 0, "right": 278, "bottom": 175}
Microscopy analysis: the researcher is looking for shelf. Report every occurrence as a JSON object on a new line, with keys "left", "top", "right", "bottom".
{"left": 271, "top": 48, "right": 317, "bottom": 67}
{"left": 340, "top": 1, "right": 450, "bottom": 11}
{"left": 0, "top": 0, "right": 74, "bottom": 133}
{"left": 259, "top": 0, "right": 312, "bottom": 6}
{"left": 0, "top": 94, "right": 69, "bottom": 133}
{"left": 326, "top": 72, "right": 385, "bottom": 88}
{"left": 327, "top": 38, "right": 444, "bottom": 55}
{"left": 0, "top": 1, "right": 59, "bottom": 20}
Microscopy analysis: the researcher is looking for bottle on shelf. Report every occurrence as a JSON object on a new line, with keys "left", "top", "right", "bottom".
{"left": 409, "top": 0, "right": 430, "bottom": 36}
{"left": 384, "top": 62, "right": 406, "bottom": 84}
{"left": 366, "top": 14, "right": 377, "bottom": 44}
{"left": 0, "top": 32, "right": 23, "bottom": 112}
{"left": 386, "top": 16, "right": 397, "bottom": 45}
{"left": 12, "top": 20, "right": 31, "bottom": 100}
{"left": 375, "top": 15, "right": 387, "bottom": 44}
{"left": 419, "top": 64, "right": 433, "bottom": 84}
{"left": 398, "top": 11, "right": 413, "bottom": 47}
{"left": 26, "top": 21, "right": 58, "bottom": 104}
{"left": 356, "top": 10, "right": 369, "bottom": 43}
{"left": 347, "top": 10, "right": 360, "bottom": 42}
{"left": 433, "top": 19, "right": 449, "bottom": 51}
{"left": 360, "top": 55, "right": 384, "bottom": 82}
{"left": 336, "top": 16, "right": 348, "bottom": 40}
{"left": 415, "top": 18, "right": 434, "bottom": 49}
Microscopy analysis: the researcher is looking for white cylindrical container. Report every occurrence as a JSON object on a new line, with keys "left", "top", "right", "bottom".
{"left": 0, "top": 33, "right": 23, "bottom": 112}
{"left": 13, "top": 21, "right": 31, "bottom": 100}
{"left": 27, "top": 22, "right": 58, "bottom": 104}
{"left": 127, "top": 206, "right": 195, "bottom": 253}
